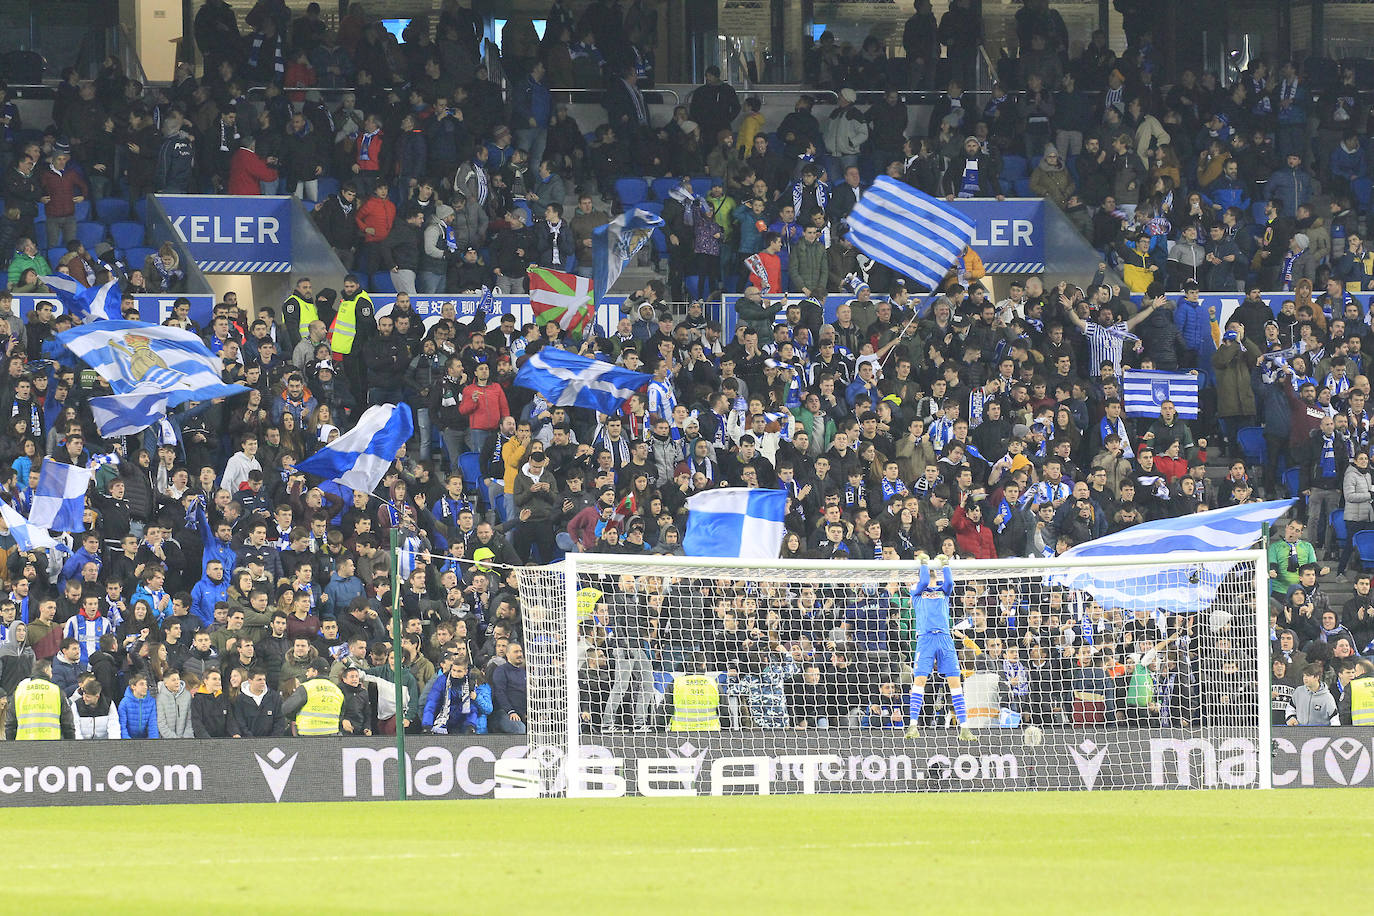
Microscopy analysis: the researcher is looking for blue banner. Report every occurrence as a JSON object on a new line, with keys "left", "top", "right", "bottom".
{"left": 158, "top": 194, "right": 293, "bottom": 273}
{"left": 12, "top": 293, "right": 215, "bottom": 326}
{"left": 948, "top": 198, "right": 1045, "bottom": 274}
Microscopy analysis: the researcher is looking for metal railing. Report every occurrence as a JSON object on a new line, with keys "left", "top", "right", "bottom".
{"left": 243, "top": 84, "right": 681, "bottom": 105}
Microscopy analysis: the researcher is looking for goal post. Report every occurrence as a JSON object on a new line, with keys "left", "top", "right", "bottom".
{"left": 515, "top": 550, "right": 1271, "bottom": 797}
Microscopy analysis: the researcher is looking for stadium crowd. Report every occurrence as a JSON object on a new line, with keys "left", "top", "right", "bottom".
{"left": 0, "top": 0, "right": 1373, "bottom": 740}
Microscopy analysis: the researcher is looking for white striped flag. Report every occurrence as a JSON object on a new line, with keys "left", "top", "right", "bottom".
{"left": 527, "top": 266, "right": 594, "bottom": 337}
{"left": 1122, "top": 369, "right": 1200, "bottom": 418}
{"left": 844, "top": 176, "right": 976, "bottom": 291}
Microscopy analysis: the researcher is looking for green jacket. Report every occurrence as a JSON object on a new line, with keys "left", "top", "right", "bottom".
{"left": 1268, "top": 538, "right": 1316, "bottom": 595}
{"left": 8, "top": 251, "right": 52, "bottom": 287}
{"left": 789, "top": 237, "right": 829, "bottom": 295}
{"left": 364, "top": 663, "right": 421, "bottom": 722}
{"left": 734, "top": 294, "right": 776, "bottom": 335}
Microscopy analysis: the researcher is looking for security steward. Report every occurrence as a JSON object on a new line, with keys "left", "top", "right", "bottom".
{"left": 281, "top": 277, "right": 317, "bottom": 351}
{"left": 282, "top": 659, "right": 345, "bottom": 736}
{"left": 4, "top": 660, "right": 75, "bottom": 740}
{"left": 667, "top": 654, "right": 721, "bottom": 732}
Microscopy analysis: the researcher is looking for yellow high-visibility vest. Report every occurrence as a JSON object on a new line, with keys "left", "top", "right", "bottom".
{"left": 287, "top": 293, "right": 319, "bottom": 336}
{"left": 1351, "top": 677, "right": 1374, "bottom": 727}
{"left": 13, "top": 677, "right": 62, "bottom": 740}
{"left": 668, "top": 673, "right": 721, "bottom": 732}
{"left": 296, "top": 677, "right": 344, "bottom": 736}
{"left": 330, "top": 291, "right": 371, "bottom": 355}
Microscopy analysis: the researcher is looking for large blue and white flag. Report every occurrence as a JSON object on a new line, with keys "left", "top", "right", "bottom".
{"left": 1122, "top": 369, "right": 1200, "bottom": 419}
{"left": 1050, "top": 498, "right": 1294, "bottom": 613}
{"left": 0, "top": 500, "right": 65, "bottom": 553}
{"left": 89, "top": 387, "right": 171, "bottom": 437}
{"left": 28, "top": 458, "right": 94, "bottom": 532}
{"left": 514, "top": 347, "right": 650, "bottom": 415}
{"left": 39, "top": 275, "right": 121, "bottom": 321}
{"left": 56, "top": 320, "right": 247, "bottom": 406}
{"left": 295, "top": 403, "right": 413, "bottom": 494}
{"left": 683, "top": 487, "right": 787, "bottom": 559}
{"left": 592, "top": 208, "right": 664, "bottom": 303}
{"left": 844, "top": 176, "right": 976, "bottom": 292}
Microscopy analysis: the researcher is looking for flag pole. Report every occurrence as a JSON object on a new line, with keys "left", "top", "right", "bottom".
{"left": 389, "top": 525, "right": 407, "bottom": 802}
{"left": 878, "top": 290, "right": 938, "bottom": 372}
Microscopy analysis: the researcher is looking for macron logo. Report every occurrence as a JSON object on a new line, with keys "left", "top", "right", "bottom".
{"left": 1069, "top": 739, "right": 1109, "bottom": 790}
{"left": 254, "top": 747, "right": 299, "bottom": 803}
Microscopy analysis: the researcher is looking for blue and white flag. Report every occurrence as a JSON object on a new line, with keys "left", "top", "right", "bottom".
{"left": 514, "top": 347, "right": 650, "bottom": 415}
{"left": 1050, "top": 498, "right": 1294, "bottom": 613}
{"left": 844, "top": 176, "right": 975, "bottom": 291}
{"left": 56, "top": 320, "right": 247, "bottom": 407}
{"left": 592, "top": 208, "right": 664, "bottom": 303}
{"left": 295, "top": 403, "right": 414, "bottom": 494}
{"left": 28, "top": 458, "right": 94, "bottom": 532}
{"left": 1122, "top": 369, "right": 1200, "bottom": 419}
{"left": 683, "top": 487, "right": 787, "bottom": 559}
{"left": 0, "top": 500, "right": 65, "bottom": 553}
{"left": 89, "top": 387, "right": 171, "bottom": 437}
{"left": 39, "top": 275, "right": 121, "bottom": 321}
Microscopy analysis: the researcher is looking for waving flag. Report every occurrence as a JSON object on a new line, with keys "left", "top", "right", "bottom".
{"left": 528, "top": 266, "right": 594, "bottom": 337}
{"left": 1050, "top": 499, "right": 1294, "bottom": 613}
{"left": 29, "top": 458, "right": 94, "bottom": 532}
{"left": 57, "top": 320, "right": 247, "bottom": 406}
{"left": 845, "top": 177, "right": 975, "bottom": 291}
{"left": 89, "top": 387, "right": 171, "bottom": 437}
{"left": 683, "top": 487, "right": 787, "bottom": 559}
{"left": 39, "top": 275, "right": 121, "bottom": 321}
{"left": 1122, "top": 369, "right": 1200, "bottom": 418}
{"left": 515, "top": 346, "right": 650, "bottom": 414}
{"left": 295, "top": 403, "right": 413, "bottom": 493}
{"left": 592, "top": 208, "right": 664, "bottom": 303}
{"left": 0, "top": 500, "right": 66, "bottom": 553}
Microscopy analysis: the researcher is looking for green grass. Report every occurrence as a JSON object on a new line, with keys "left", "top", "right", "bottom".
{"left": 7, "top": 791, "right": 1365, "bottom": 913}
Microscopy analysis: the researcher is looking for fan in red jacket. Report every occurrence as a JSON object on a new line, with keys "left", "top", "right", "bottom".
{"left": 745, "top": 232, "right": 783, "bottom": 294}
{"left": 952, "top": 501, "right": 997, "bottom": 559}
{"left": 226, "top": 138, "right": 279, "bottom": 195}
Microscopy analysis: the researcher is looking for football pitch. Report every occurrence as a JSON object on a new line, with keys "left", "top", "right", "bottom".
{"left": 6, "top": 791, "right": 1363, "bottom": 913}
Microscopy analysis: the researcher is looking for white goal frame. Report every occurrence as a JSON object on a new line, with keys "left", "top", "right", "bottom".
{"left": 527, "top": 549, "right": 1271, "bottom": 795}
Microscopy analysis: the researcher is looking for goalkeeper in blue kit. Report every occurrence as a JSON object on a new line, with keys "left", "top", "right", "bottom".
{"left": 905, "top": 558, "right": 975, "bottom": 741}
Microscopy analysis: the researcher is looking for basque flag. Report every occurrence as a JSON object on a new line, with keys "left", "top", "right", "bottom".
{"left": 514, "top": 347, "right": 650, "bottom": 415}
{"left": 1122, "top": 369, "right": 1200, "bottom": 418}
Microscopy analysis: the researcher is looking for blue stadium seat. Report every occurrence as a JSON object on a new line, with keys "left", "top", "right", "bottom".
{"left": 95, "top": 198, "right": 131, "bottom": 225}
{"left": 302, "top": 200, "right": 316, "bottom": 212}
{"left": 690, "top": 176, "right": 714, "bottom": 198}
{"left": 75, "top": 221, "right": 105, "bottom": 250}
{"left": 371, "top": 271, "right": 396, "bottom": 293}
{"left": 651, "top": 227, "right": 667, "bottom": 257}
{"left": 1354, "top": 529, "right": 1374, "bottom": 570}
{"left": 1237, "top": 427, "right": 1266, "bottom": 467}
{"left": 615, "top": 177, "right": 649, "bottom": 206}
{"left": 47, "top": 247, "right": 65, "bottom": 267}
{"left": 35, "top": 202, "right": 45, "bottom": 223}
{"left": 1330, "top": 508, "right": 1348, "bottom": 556}
{"left": 651, "top": 177, "right": 679, "bottom": 201}
{"left": 125, "top": 246, "right": 156, "bottom": 267}
{"left": 458, "top": 452, "right": 485, "bottom": 510}
{"left": 133, "top": 199, "right": 148, "bottom": 224}
{"left": 1283, "top": 467, "right": 1302, "bottom": 499}
{"left": 1065, "top": 154, "right": 1079, "bottom": 183}
{"left": 1013, "top": 178, "right": 1033, "bottom": 197}
{"left": 1001, "top": 155, "right": 1029, "bottom": 180}
{"left": 73, "top": 199, "right": 91, "bottom": 222}
{"left": 108, "top": 221, "right": 145, "bottom": 250}
{"left": 317, "top": 176, "right": 341, "bottom": 199}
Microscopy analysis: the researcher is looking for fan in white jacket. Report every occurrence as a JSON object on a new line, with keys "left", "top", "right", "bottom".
{"left": 71, "top": 689, "right": 122, "bottom": 739}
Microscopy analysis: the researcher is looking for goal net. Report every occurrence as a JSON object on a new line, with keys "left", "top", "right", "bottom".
{"left": 514, "top": 551, "right": 1270, "bottom": 796}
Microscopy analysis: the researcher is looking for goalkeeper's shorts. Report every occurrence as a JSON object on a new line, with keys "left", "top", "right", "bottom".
{"left": 913, "top": 633, "right": 960, "bottom": 678}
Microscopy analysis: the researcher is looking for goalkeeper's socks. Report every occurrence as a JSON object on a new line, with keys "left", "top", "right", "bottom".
{"left": 908, "top": 691, "right": 924, "bottom": 722}
{"left": 950, "top": 689, "right": 968, "bottom": 726}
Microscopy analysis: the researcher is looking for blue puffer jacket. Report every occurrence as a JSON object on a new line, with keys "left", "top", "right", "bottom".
{"left": 422, "top": 675, "right": 493, "bottom": 734}
{"left": 118, "top": 686, "right": 160, "bottom": 739}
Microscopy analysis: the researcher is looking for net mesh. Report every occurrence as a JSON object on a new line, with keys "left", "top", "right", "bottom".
{"left": 518, "top": 554, "right": 1265, "bottom": 796}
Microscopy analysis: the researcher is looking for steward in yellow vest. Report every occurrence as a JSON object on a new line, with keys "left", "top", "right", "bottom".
{"left": 330, "top": 274, "right": 376, "bottom": 357}
{"left": 4, "top": 664, "right": 74, "bottom": 740}
{"left": 282, "top": 277, "right": 319, "bottom": 351}
{"left": 668, "top": 670, "right": 721, "bottom": 732}
{"left": 283, "top": 661, "right": 345, "bottom": 736}
{"left": 1340, "top": 664, "right": 1374, "bottom": 726}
